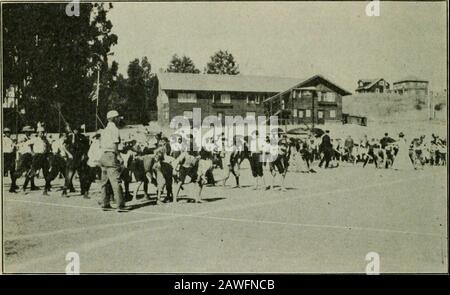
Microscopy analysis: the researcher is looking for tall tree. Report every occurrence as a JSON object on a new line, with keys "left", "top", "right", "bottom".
{"left": 125, "top": 57, "right": 156, "bottom": 124}
{"left": 204, "top": 50, "right": 240, "bottom": 75}
{"left": 166, "top": 54, "right": 200, "bottom": 74}
{"left": 2, "top": 2, "right": 118, "bottom": 131}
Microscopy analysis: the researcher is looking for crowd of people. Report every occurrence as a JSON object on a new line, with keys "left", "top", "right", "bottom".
{"left": 2, "top": 110, "right": 447, "bottom": 212}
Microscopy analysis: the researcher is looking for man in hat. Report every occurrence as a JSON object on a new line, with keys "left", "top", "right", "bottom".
{"left": 344, "top": 135, "right": 354, "bottom": 163}
{"left": 273, "top": 133, "right": 290, "bottom": 191}
{"left": 61, "top": 125, "right": 90, "bottom": 197}
{"left": 173, "top": 149, "right": 201, "bottom": 203}
{"left": 3, "top": 127, "right": 19, "bottom": 192}
{"left": 15, "top": 126, "right": 39, "bottom": 191}
{"left": 170, "top": 134, "right": 184, "bottom": 159}
{"left": 98, "top": 110, "right": 127, "bottom": 212}
{"left": 248, "top": 130, "right": 266, "bottom": 190}
{"left": 25, "top": 125, "right": 51, "bottom": 193}
{"left": 318, "top": 130, "right": 333, "bottom": 169}
{"left": 47, "top": 132, "right": 70, "bottom": 188}
{"left": 220, "top": 135, "right": 242, "bottom": 188}
{"left": 75, "top": 132, "right": 103, "bottom": 200}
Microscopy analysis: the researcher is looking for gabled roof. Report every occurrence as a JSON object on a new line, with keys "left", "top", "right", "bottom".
{"left": 157, "top": 72, "right": 303, "bottom": 93}
{"left": 356, "top": 78, "right": 387, "bottom": 91}
{"left": 358, "top": 79, "right": 378, "bottom": 84}
{"left": 263, "top": 74, "right": 352, "bottom": 103}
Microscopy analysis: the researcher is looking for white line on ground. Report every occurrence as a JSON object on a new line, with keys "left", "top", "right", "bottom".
{"left": 4, "top": 172, "right": 441, "bottom": 240}
{"left": 3, "top": 172, "right": 445, "bottom": 273}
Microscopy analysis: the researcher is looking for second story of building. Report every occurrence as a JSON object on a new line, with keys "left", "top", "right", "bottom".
{"left": 263, "top": 75, "right": 352, "bottom": 125}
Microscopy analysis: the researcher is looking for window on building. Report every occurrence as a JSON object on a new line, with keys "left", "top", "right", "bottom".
{"left": 292, "top": 109, "right": 298, "bottom": 117}
{"left": 178, "top": 93, "right": 197, "bottom": 103}
{"left": 305, "top": 109, "right": 311, "bottom": 117}
{"left": 318, "top": 111, "right": 324, "bottom": 119}
{"left": 247, "top": 94, "right": 259, "bottom": 104}
{"left": 246, "top": 112, "right": 256, "bottom": 118}
{"left": 325, "top": 92, "right": 336, "bottom": 102}
{"left": 220, "top": 93, "right": 231, "bottom": 104}
{"left": 183, "top": 111, "right": 193, "bottom": 119}
{"left": 317, "top": 91, "right": 323, "bottom": 101}
{"left": 330, "top": 110, "right": 336, "bottom": 118}
{"left": 298, "top": 109, "right": 304, "bottom": 118}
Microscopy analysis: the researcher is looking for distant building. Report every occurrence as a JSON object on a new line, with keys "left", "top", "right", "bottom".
{"left": 393, "top": 77, "right": 429, "bottom": 97}
{"left": 342, "top": 114, "right": 367, "bottom": 126}
{"left": 355, "top": 78, "right": 390, "bottom": 93}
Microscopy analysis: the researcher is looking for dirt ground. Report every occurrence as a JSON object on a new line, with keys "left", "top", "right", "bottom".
{"left": 2, "top": 160, "right": 447, "bottom": 274}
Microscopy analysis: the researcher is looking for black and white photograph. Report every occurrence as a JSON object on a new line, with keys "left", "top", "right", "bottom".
{"left": 1, "top": 0, "right": 448, "bottom": 276}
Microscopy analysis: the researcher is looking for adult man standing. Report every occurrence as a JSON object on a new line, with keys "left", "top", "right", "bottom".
{"left": 173, "top": 149, "right": 201, "bottom": 203}
{"left": 379, "top": 133, "right": 393, "bottom": 168}
{"left": 344, "top": 135, "right": 354, "bottom": 163}
{"left": 16, "top": 126, "right": 39, "bottom": 191}
{"left": 99, "top": 110, "right": 127, "bottom": 212}
{"left": 3, "top": 128, "right": 18, "bottom": 192}
{"left": 62, "top": 125, "right": 90, "bottom": 197}
{"left": 249, "top": 130, "right": 266, "bottom": 190}
{"left": 318, "top": 130, "right": 333, "bottom": 168}
{"left": 221, "top": 135, "right": 242, "bottom": 188}
{"left": 25, "top": 126, "right": 51, "bottom": 194}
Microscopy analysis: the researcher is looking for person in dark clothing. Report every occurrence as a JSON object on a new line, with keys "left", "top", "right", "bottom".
{"left": 379, "top": 133, "right": 392, "bottom": 167}
{"left": 318, "top": 130, "right": 333, "bottom": 168}
{"left": 62, "top": 126, "right": 90, "bottom": 197}
{"left": 363, "top": 138, "right": 379, "bottom": 168}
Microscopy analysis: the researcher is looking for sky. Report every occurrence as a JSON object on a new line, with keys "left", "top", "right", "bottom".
{"left": 108, "top": 1, "right": 447, "bottom": 92}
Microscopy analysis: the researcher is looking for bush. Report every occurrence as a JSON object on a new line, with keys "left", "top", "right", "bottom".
{"left": 434, "top": 103, "right": 444, "bottom": 111}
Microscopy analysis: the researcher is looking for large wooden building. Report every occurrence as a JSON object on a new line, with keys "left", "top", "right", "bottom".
{"left": 155, "top": 72, "right": 351, "bottom": 126}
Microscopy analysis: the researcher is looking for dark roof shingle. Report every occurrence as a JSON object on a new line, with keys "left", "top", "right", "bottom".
{"left": 157, "top": 72, "right": 303, "bottom": 93}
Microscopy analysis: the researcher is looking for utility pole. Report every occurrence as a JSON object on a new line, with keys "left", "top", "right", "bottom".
{"left": 427, "top": 91, "right": 433, "bottom": 120}
{"left": 95, "top": 67, "right": 100, "bottom": 131}
{"left": 15, "top": 87, "right": 19, "bottom": 141}
{"left": 57, "top": 102, "right": 62, "bottom": 134}
{"left": 312, "top": 90, "right": 315, "bottom": 130}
